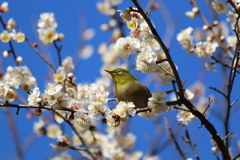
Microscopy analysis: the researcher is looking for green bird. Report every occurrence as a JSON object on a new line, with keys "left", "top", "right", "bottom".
{"left": 105, "top": 68, "right": 151, "bottom": 109}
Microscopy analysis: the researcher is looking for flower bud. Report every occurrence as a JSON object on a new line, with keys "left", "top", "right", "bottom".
{"left": 35, "top": 108, "right": 42, "bottom": 116}
{"left": 202, "top": 25, "right": 210, "bottom": 31}
{"left": 219, "top": 35, "right": 225, "bottom": 42}
{"left": 192, "top": 7, "right": 199, "bottom": 14}
{"left": 36, "top": 98, "right": 42, "bottom": 104}
{"left": 3, "top": 50, "right": 11, "bottom": 57}
{"left": 57, "top": 33, "right": 64, "bottom": 41}
{"left": 16, "top": 56, "right": 23, "bottom": 63}
{"left": 33, "top": 42, "right": 38, "bottom": 48}
{"left": 186, "top": 11, "right": 196, "bottom": 19}
{"left": 151, "top": 3, "right": 159, "bottom": 10}
{"left": 67, "top": 72, "right": 74, "bottom": 81}
{"left": 69, "top": 112, "right": 74, "bottom": 121}
{"left": 212, "top": 20, "right": 219, "bottom": 27}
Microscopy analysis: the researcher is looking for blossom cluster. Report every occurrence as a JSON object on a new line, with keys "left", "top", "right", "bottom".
{"left": 181, "top": 0, "right": 240, "bottom": 72}
{"left": 112, "top": 8, "right": 175, "bottom": 84}
{"left": 29, "top": 56, "right": 171, "bottom": 128}
{"left": 34, "top": 118, "right": 160, "bottom": 160}
{"left": 37, "top": 12, "right": 64, "bottom": 45}
{"left": 0, "top": 3, "right": 25, "bottom": 44}
{"left": 177, "top": 27, "right": 219, "bottom": 58}
{"left": 3, "top": 66, "right": 36, "bottom": 92}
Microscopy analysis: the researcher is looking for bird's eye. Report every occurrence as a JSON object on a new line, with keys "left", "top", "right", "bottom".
{"left": 117, "top": 70, "right": 122, "bottom": 75}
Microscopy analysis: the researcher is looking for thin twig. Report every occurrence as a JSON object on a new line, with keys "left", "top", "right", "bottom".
{"left": 209, "top": 87, "right": 227, "bottom": 98}
{"left": 53, "top": 41, "right": 62, "bottom": 66}
{"left": 0, "top": 103, "right": 75, "bottom": 113}
{"left": 4, "top": 108, "right": 23, "bottom": 160}
{"left": 233, "top": 152, "right": 240, "bottom": 160}
{"left": 203, "top": 98, "right": 213, "bottom": 116}
{"left": 183, "top": 125, "right": 200, "bottom": 160}
{"left": 55, "top": 112, "right": 96, "bottom": 160}
{"left": 25, "top": 37, "right": 57, "bottom": 72}
{"left": 224, "top": 13, "right": 240, "bottom": 149}
{"left": 211, "top": 56, "right": 240, "bottom": 74}
{"left": 164, "top": 115, "right": 186, "bottom": 160}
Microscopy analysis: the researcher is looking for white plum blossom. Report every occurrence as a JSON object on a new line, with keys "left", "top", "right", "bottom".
{"left": 120, "top": 132, "right": 136, "bottom": 149}
{"left": 226, "top": 11, "right": 237, "bottom": 28}
{"left": 96, "top": 2, "right": 116, "bottom": 16}
{"left": 137, "top": 20, "right": 153, "bottom": 40}
{"left": 194, "top": 41, "right": 219, "bottom": 58}
{"left": 186, "top": 11, "right": 196, "bottom": 19}
{"left": 114, "top": 101, "right": 136, "bottom": 118}
{"left": 38, "top": 12, "right": 57, "bottom": 29}
{"left": 66, "top": 88, "right": 77, "bottom": 98}
{"left": 114, "top": 36, "right": 140, "bottom": 58}
{"left": 211, "top": 0, "right": 228, "bottom": 14}
{"left": 14, "top": 32, "right": 25, "bottom": 43}
{"left": 0, "top": 30, "right": 12, "bottom": 43}
{"left": 135, "top": 48, "right": 158, "bottom": 73}
{"left": 61, "top": 56, "right": 74, "bottom": 72}
{"left": 38, "top": 27, "right": 58, "bottom": 45}
{"left": 211, "top": 139, "right": 220, "bottom": 154}
{"left": 3, "top": 66, "right": 36, "bottom": 91}
{"left": 177, "top": 27, "right": 194, "bottom": 53}
{"left": 101, "top": 139, "right": 125, "bottom": 159}
{"left": 6, "top": 18, "right": 16, "bottom": 31}
{"left": 45, "top": 83, "right": 62, "bottom": 97}
{"left": 177, "top": 27, "right": 193, "bottom": 41}
{"left": 89, "top": 83, "right": 109, "bottom": 102}
{"left": 77, "top": 84, "right": 91, "bottom": 101}
{"left": 0, "top": 81, "right": 15, "bottom": 101}
{"left": 127, "top": 18, "right": 138, "bottom": 30}
{"left": 47, "top": 124, "right": 62, "bottom": 139}
{"left": 75, "top": 110, "right": 91, "bottom": 128}
{"left": 88, "top": 101, "right": 108, "bottom": 119}
{"left": 43, "top": 83, "right": 69, "bottom": 109}
{"left": 185, "top": 89, "right": 195, "bottom": 102}
{"left": 28, "top": 87, "right": 41, "bottom": 105}
{"left": 226, "top": 35, "right": 237, "bottom": 48}
{"left": 0, "top": 2, "right": 9, "bottom": 13}
{"left": 205, "top": 62, "right": 218, "bottom": 72}
{"left": 177, "top": 110, "right": 195, "bottom": 125}
{"left": 79, "top": 45, "right": 94, "bottom": 59}
{"left": 33, "top": 120, "right": 46, "bottom": 136}
{"left": 37, "top": 12, "right": 63, "bottom": 45}
{"left": 53, "top": 68, "right": 66, "bottom": 83}
{"left": 105, "top": 109, "right": 118, "bottom": 126}
{"left": 148, "top": 91, "right": 172, "bottom": 114}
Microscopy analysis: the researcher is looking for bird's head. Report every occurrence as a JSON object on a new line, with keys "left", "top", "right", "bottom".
{"left": 105, "top": 68, "right": 136, "bottom": 85}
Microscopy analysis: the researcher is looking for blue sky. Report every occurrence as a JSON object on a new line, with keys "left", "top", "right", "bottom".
{"left": 0, "top": 0, "right": 239, "bottom": 160}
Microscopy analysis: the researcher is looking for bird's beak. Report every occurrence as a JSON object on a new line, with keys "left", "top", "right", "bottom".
{"left": 104, "top": 70, "right": 112, "bottom": 74}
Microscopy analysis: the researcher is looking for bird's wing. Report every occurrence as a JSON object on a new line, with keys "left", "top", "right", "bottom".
{"left": 118, "top": 80, "right": 151, "bottom": 108}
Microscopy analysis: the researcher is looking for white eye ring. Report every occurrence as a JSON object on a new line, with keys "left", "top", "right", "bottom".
{"left": 117, "top": 70, "right": 122, "bottom": 75}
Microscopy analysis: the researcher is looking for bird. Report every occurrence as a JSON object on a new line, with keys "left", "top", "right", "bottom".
{"left": 105, "top": 68, "right": 151, "bottom": 109}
